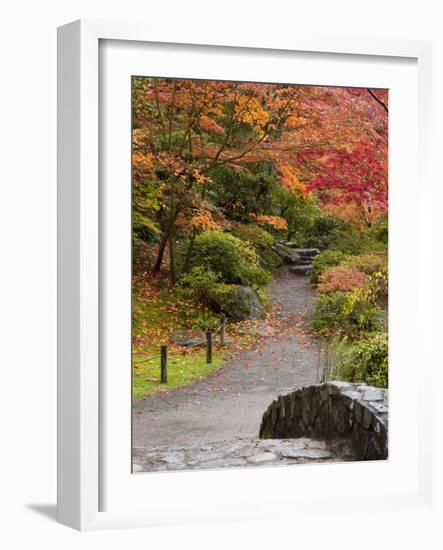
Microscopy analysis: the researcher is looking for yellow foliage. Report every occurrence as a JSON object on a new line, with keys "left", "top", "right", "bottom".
{"left": 235, "top": 96, "right": 269, "bottom": 137}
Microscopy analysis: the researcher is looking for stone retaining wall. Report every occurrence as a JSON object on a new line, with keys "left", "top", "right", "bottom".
{"left": 259, "top": 382, "right": 388, "bottom": 460}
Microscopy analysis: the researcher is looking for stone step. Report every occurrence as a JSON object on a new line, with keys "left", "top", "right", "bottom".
{"left": 291, "top": 248, "right": 320, "bottom": 257}
{"left": 289, "top": 264, "right": 312, "bottom": 275}
{"left": 277, "top": 240, "right": 299, "bottom": 249}
{"left": 132, "top": 436, "right": 355, "bottom": 472}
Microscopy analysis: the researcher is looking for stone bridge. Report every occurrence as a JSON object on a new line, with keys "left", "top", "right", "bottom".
{"left": 259, "top": 382, "right": 388, "bottom": 460}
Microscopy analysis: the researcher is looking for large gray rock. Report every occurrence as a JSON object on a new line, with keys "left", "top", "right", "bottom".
{"left": 246, "top": 451, "right": 278, "bottom": 464}
{"left": 292, "top": 248, "right": 320, "bottom": 257}
{"left": 171, "top": 330, "right": 202, "bottom": 347}
{"left": 272, "top": 244, "right": 302, "bottom": 265}
{"left": 218, "top": 286, "right": 265, "bottom": 321}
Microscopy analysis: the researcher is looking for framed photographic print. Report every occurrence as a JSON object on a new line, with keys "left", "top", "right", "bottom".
{"left": 57, "top": 19, "right": 433, "bottom": 530}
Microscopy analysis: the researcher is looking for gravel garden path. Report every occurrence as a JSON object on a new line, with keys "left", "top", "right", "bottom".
{"left": 132, "top": 268, "right": 333, "bottom": 471}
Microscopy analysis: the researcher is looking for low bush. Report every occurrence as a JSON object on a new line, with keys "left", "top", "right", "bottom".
{"left": 333, "top": 332, "right": 388, "bottom": 388}
{"left": 184, "top": 230, "right": 271, "bottom": 288}
{"left": 365, "top": 268, "right": 389, "bottom": 307}
{"left": 343, "top": 252, "right": 387, "bottom": 275}
{"left": 231, "top": 223, "right": 282, "bottom": 268}
{"left": 259, "top": 247, "right": 284, "bottom": 268}
{"left": 342, "top": 287, "right": 384, "bottom": 334}
{"left": 178, "top": 266, "right": 236, "bottom": 309}
{"left": 299, "top": 215, "right": 349, "bottom": 249}
{"left": 310, "top": 250, "right": 349, "bottom": 284}
{"left": 317, "top": 266, "right": 366, "bottom": 294}
{"left": 312, "top": 289, "right": 382, "bottom": 336}
{"left": 328, "top": 227, "right": 387, "bottom": 255}
{"left": 311, "top": 292, "right": 349, "bottom": 333}
{"left": 231, "top": 223, "right": 275, "bottom": 249}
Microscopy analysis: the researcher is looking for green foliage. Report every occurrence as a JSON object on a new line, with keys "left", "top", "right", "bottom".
{"left": 328, "top": 226, "right": 387, "bottom": 255}
{"left": 369, "top": 215, "right": 388, "bottom": 244}
{"left": 324, "top": 333, "right": 388, "bottom": 388}
{"left": 343, "top": 253, "right": 388, "bottom": 275}
{"left": 184, "top": 230, "right": 271, "bottom": 288}
{"left": 310, "top": 250, "right": 349, "bottom": 284}
{"left": 342, "top": 288, "right": 383, "bottom": 334}
{"left": 275, "top": 189, "right": 320, "bottom": 242}
{"left": 178, "top": 267, "right": 221, "bottom": 301}
{"left": 259, "top": 248, "right": 283, "bottom": 268}
{"left": 231, "top": 223, "right": 283, "bottom": 268}
{"left": 178, "top": 267, "right": 236, "bottom": 309}
{"left": 364, "top": 268, "right": 389, "bottom": 307}
{"left": 207, "top": 164, "right": 278, "bottom": 223}
{"left": 231, "top": 224, "right": 275, "bottom": 249}
{"left": 300, "top": 215, "right": 348, "bottom": 249}
{"left": 311, "top": 290, "right": 382, "bottom": 336}
{"left": 311, "top": 292, "right": 349, "bottom": 333}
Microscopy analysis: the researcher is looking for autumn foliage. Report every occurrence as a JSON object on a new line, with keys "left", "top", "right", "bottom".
{"left": 132, "top": 77, "right": 388, "bottom": 281}
{"left": 317, "top": 266, "right": 367, "bottom": 294}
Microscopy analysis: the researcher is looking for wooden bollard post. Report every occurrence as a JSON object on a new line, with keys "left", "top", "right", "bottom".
{"left": 160, "top": 345, "right": 168, "bottom": 383}
{"left": 206, "top": 331, "right": 213, "bottom": 364}
{"left": 220, "top": 315, "right": 226, "bottom": 346}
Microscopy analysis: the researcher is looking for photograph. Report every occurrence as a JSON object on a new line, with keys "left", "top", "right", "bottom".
{"left": 131, "top": 76, "right": 389, "bottom": 473}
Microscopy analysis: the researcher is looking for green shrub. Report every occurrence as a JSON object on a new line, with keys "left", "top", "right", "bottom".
{"left": 231, "top": 224, "right": 281, "bottom": 268}
{"left": 334, "top": 333, "right": 388, "bottom": 387}
{"left": 231, "top": 224, "right": 275, "bottom": 249}
{"left": 342, "top": 288, "right": 383, "bottom": 334}
{"left": 299, "top": 215, "right": 348, "bottom": 249}
{"left": 178, "top": 267, "right": 236, "bottom": 308}
{"left": 185, "top": 230, "right": 271, "bottom": 288}
{"left": 364, "top": 268, "right": 389, "bottom": 307}
{"left": 369, "top": 215, "right": 388, "bottom": 244}
{"left": 310, "top": 250, "right": 349, "bottom": 284}
{"left": 311, "top": 292, "right": 349, "bottom": 333}
{"left": 178, "top": 267, "right": 220, "bottom": 302}
{"left": 329, "top": 227, "right": 387, "bottom": 255}
{"left": 311, "top": 290, "right": 382, "bottom": 336}
{"left": 259, "top": 248, "right": 283, "bottom": 268}
{"left": 343, "top": 253, "right": 387, "bottom": 275}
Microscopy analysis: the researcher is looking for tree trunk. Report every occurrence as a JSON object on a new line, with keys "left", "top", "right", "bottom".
{"left": 152, "top": 209, "right": 179, "bottom": 273}
{"left": 183, "top": 227, "right": 197, "bottom": 273}
{"left": 169, "top": 227, "right": 176, "bottom": 285}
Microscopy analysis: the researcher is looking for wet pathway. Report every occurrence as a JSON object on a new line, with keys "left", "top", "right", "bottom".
{"left": 132, "top": 268, "right": 328, "bottom": 471}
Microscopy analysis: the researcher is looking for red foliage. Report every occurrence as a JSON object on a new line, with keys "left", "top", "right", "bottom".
{"left": 318, "top": 266, "right": 367, "bottom": 294}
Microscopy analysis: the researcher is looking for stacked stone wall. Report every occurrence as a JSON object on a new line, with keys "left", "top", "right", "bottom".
{"left": 259, "top": 382, "right": 388, "bottom": 460}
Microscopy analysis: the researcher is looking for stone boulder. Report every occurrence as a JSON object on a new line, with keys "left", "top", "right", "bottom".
{"left": 277, "top": 240, "right": 299, "bottom": 249}
{"left": 291, "top": 248, "right": 320, "bottom": 257}
{"left": 272, "top": 244, "right": 301, "bottom": 265}
{"left": 218, "top": 286, "right": 265, "bottom": 321}
{"left": 171, "top": 330, "right": 202, "bottom": 347}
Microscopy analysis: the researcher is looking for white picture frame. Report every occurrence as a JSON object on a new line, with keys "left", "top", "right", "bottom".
{"left": 57, "top": 19, "right": 433, "bottom": 531}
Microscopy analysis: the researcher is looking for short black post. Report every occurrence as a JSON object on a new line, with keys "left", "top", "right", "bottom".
{"left": 160, "top": 345, "right": 168, "bottom": 383}
{"left": 220, "top": 315, "right": 226, "bottom": 346}
{"left": 206, "top": 331, "right": 213, "bottom": 364}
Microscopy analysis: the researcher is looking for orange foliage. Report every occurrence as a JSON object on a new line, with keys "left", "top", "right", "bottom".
{"left": 253, "top": 215, "right": 288, "bottom": 231}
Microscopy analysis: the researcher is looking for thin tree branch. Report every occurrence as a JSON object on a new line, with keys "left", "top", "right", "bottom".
{"left": 367, "top": 89, "right": 388, "bottom": 114}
